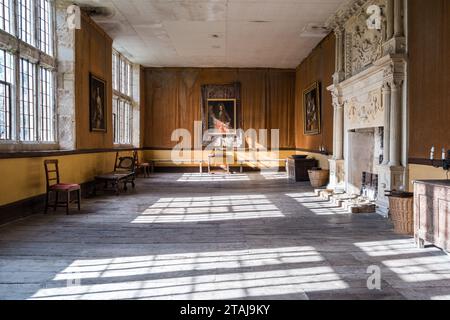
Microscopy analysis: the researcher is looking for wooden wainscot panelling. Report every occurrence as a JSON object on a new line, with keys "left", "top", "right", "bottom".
{"left": 143, "top": 68, "right": 296, "bottom": 150}
{"left": 295, "top": 33, "right": 335, "bottom": 155}
{"left": 139, "top": 66, "right": 146, "bottom": 148}
{"left": 75, "top": 13, "right": 114, "bottom": 150}
{"left": 408, "top": 0, "right": 450, "bottom": 160}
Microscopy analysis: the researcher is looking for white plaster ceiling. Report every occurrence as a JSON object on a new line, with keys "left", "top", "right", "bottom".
{"left": 73, "top": 0, "right": 346, "bottom": 68}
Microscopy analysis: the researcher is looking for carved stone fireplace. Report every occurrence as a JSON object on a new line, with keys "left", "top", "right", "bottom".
{"left": 326, "top": 0, "right": 407, "bottom": 216}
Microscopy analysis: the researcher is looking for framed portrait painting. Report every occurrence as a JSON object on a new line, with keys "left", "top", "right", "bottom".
{"left": 89, "top": 73, "right": 107, "bottom": 132}
{"left": 303, "top": 81, "right": 321, "bottom": 135}
{"left": 207, "top": 99, "right": 237, "bottom": 135}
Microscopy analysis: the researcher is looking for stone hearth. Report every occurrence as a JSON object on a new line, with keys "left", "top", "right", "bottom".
{"left": 316, "top": 189, "right": 377, "bottom": 214}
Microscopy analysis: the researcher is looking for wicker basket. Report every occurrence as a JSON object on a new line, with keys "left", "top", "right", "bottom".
{"left": 389, "top": 196, "right": 414, "bottom": 235}
{"left": 308, "top": 169, "right": 330, "bottom": 188}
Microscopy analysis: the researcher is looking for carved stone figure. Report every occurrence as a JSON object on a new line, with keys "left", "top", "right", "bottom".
{"left": 345, "top": 90, "right": 383, "bottom": 124}
{"left": 348, "top": 15, "right": 383, "bottom": 76}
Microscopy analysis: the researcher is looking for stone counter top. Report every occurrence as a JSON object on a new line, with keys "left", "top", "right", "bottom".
{"left": 414, "top": 180, "right": 450, "bottom": 188}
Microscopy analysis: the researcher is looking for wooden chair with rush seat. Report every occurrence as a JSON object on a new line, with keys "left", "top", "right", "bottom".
{"left": 44, "top": 160, "right": 81, "bottom": 215}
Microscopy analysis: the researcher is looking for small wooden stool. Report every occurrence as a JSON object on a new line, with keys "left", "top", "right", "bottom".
{"left": 134, "top": 150, "right": 151, "bottom": 178}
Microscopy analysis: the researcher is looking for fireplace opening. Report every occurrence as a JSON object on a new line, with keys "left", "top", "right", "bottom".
{"left": 361, "top": 172, "right": 379, "bottom": 201}
{"left": 347, "top": 127, "right": 384, "bottom": 199}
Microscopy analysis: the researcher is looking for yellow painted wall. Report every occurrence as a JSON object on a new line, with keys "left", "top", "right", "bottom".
{"left": 0, "top": 149, "right": 328, "bottom": 207}
{"left": 408, "top": 164, "right": 449, "bottom": 192}
{"left": 0, "top": 151, "right": 136, "bottom": 206}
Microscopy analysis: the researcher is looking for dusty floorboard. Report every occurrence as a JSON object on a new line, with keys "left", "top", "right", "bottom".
{"left": 0, "top": 172, "right": 449, "bottom": 300}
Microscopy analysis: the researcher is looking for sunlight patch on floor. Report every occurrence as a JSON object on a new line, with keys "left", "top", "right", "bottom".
{"left": 52, "top": 246, "right": 324, "bottom": 281}
{"left": 286, "top": 193, "right": 348, "bottom": 215}
{"left": 260, "top": 171, "right": 288, "bottom": 180}
{"left": 383, "top": 255, "right": 450, "bottom": 282}
{"left": 177, "top": 173, "right": 250, "bottom": 182}
{"left": 30, "top": 247, "right": 348, "bottom": 300}
{"left": 354, "top": 239, "right": 438, "bottom": 257}
{"left": 132, "top": 195, "right": 285, "bottom": 223}
{"left": 431, "top": 295, "right": 450, "bottom": 300}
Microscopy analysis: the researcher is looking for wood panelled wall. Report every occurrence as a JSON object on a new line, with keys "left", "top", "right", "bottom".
{"left": 139, "top": 67, "right": 146, "bottom": 148}
{"left": 408, "top": 0, "right": 450, "bottom": 160}
{"left": 143, "top": 68, "right": 296, "bottom": 149}
{"left": 75, "top": 14, "right": 113, "bottom": 150}
{"left": 295, "top": 33, "right": 335, "bottom": 153}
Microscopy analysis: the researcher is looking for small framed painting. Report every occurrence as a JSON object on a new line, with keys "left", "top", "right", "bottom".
{"left": 89, "top": 73, "right": 107, "bottom": 132}
{"left": 303, "top": 81, "right": 321, "bottom": 135}
{"left": 207, "top": 99, "right": 237, "bottom": 135}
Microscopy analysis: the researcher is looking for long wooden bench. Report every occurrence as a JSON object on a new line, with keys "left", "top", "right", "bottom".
{"left": 236, "top": 158, "right": 289, "bottom": 173}
{"left": 147, "top": 158, "right": 288, "bottom": 174}
{"left": 149, "top": 159, "right": 206, "bottom": 174}
{"left": 147, "top": 155, "right": 287, "bottom": 173}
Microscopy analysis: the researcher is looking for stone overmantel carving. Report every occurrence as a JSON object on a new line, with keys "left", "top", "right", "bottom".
{"left": 345, "top": 89, "right": 383, "bottom": 127}
{"left": 326, "top": 0, "right": 372, "bottom": 31}
{"left": 330, "top": 54, "right": 405, "bottom": 130}
{"left": 337, "top": 54, "right": 405, "bottom": 88}
{"left": 344, "top": 0, "right": 386, "bottom": 78}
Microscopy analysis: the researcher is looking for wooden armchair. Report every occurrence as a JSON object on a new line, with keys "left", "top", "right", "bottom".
{"left": 44, "top": 160, "right": 81, "bottom": 215}
{"left": 115, "top": 152, "right": 137, "bottom": 189}
{"left": 94, "top": 152, "right": 137, "bottom": 195}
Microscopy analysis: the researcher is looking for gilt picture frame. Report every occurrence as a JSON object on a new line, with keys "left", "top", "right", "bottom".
{"left": 303, "top": 81, "right": 321, "bottom": 136}
{"left": 89, "top": 73, "right": 107, "bottom": 133}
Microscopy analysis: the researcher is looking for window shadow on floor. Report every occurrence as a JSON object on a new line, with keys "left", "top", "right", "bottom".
{"left": 0, "top": 174, "right": 449, "bottom": 300}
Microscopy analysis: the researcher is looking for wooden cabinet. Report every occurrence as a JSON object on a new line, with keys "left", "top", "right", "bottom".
{"left": 414, "top": 180, "right": 450, "bottom": 251}
{"left": 287, "top": 157, "right": 318, "bottom": 182}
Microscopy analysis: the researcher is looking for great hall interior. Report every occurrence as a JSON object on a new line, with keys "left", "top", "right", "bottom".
{"left": 0, "top": 0, "right": 449, "bottom": 301}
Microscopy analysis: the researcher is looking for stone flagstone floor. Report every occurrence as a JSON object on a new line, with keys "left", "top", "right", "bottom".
{"left": 0, "top": 172, "right": 450, "bottom": 300}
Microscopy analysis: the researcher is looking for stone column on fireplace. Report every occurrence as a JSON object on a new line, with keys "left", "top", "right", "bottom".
{"left": 333, "top": 26, "right": 345, "bottom": 84}
{"left": 389, "top": 79, "right": 403, "bottom": 167}
{"left": 330, "top": 23, "right": 346, "bottom": 194}
{"left": 327, "top": 88, "right": 345, "bottom": 192}
{"left": 332, "top": 91, "right": 344, "bottom": 161}
{"left": 394, "top": 0, "right": 404, "bottom": 37}
{"left": 382, "top": 82, "right": 391, "bottom": 165}
{"left": 377, "top": 61, "right": 406, "bottom": 216}
{"left": 386, "top": 0, "right": 394, "bottom": 40}
{"left": 383, "top": 0, "right": 406, "bottom": 55}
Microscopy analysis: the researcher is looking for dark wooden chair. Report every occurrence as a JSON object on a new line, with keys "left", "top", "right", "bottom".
{"left": 134, "top": 150, "right": 151, "bottom": 178}
{"left": 44, "top": 160, "right": 81, "bottom": 215}
{"left": 94, "top": 152, "right": 137, "bottom": 195}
